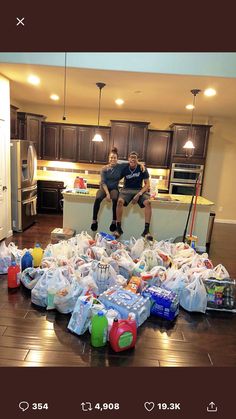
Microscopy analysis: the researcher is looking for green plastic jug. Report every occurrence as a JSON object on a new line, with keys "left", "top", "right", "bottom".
{"left": 91, "top": 311, "right": 108, "bottom": 347}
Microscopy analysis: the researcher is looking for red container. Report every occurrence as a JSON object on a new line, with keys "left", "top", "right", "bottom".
{"left": 74, "top": 177, "right": 86, "bottom": 189}
{"left": 8, "top": 262, "right": 21, "bottom": 288}
{"left": 109, "top": 318, "right": 137, "bottom": 352}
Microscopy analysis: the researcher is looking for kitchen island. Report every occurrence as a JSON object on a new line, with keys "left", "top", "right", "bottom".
{"left": 62, "top": 189, "right": 214, "bottom": 251}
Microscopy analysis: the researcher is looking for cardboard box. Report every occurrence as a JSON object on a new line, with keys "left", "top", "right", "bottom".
{"left": 51, "top": 228, "right": 75, "bottom": 243}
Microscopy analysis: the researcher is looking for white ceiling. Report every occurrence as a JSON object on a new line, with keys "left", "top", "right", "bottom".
{"left": 1, "top": 63, "right": 236, "bottom": 118}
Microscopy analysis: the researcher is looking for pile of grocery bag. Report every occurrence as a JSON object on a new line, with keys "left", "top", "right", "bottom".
{"left": 0, "top": 232, "right": 235, "bottom": 351}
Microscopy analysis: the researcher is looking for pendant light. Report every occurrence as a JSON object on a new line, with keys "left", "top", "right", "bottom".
{"left": 92, "top": 82, "right": 106, "bottom": 142}
{"left": 183, "top": 89, "right": 201, "bottom": 157}
{"left": 62, "top": 52, "right": 67, "bottom": 121}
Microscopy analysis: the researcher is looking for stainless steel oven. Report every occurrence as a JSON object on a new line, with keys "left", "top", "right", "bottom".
{"left": 170, "top": 163, "right": 204, "bottom": 195}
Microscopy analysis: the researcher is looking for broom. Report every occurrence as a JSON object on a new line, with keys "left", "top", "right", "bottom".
{"left": 173, "top": 175, "right": 199, "bottom": 243}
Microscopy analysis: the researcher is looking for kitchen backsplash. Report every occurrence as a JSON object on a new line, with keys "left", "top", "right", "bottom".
{"left": 37, "top": 160, "right": 169, "bottom": 189}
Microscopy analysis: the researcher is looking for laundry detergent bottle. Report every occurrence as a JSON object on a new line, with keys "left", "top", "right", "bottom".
{"left": 8, "top": 261, "right": 21, "bottom": 288}
{"left": 109, "top": 317, "right": 137, "bottom": 352}
{"left": 91, "top": 311, "right": 108, "bottom": 348}
{"left": 21, "top": 251, "right": 33, "bottom": 271}
{"left": 32, "top": 243, "right": 44, "bottom": 267}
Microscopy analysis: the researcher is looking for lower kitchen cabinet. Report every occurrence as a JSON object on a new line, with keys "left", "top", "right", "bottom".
{"left": 37, "top": 180, "right": 64, "bottom": 213}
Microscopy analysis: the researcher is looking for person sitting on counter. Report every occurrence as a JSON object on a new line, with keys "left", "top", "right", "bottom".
{"left": 115, "top": 151, "right": 152, "bottom": 239}
{"left": 91, "top": 147, "right": 128, "bottom": 232}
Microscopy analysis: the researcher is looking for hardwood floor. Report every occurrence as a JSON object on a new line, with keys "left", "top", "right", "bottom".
{"left": 0, "top": 215, "right": 235, "bottom": 367}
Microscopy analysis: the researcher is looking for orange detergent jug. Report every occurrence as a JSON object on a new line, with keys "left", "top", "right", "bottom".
{"left": 109, "top": 317, "right": 137, "bottom": 352}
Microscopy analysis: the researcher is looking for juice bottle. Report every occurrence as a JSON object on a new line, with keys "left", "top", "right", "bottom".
{"left": 32, "top": 243, "right": 44, "bottom": 267}
{"left": 21, "top": 251, "right": 33, "bottom": 271}
{"left": 91, "top": 311, "right": 108, "bottom": 347}
{"left": 109, "top": 317, "right": 137, "bottom": 352}
{"left": 8, "top": 261, "right": 21, "bottom": 288}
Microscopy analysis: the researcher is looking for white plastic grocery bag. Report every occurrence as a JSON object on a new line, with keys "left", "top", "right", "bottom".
{"left": 179, "top": 277, "right": 207, "bottom": 313}
{"left": 130, "top": 238, "right": 145, "bottom": 259}
{"left": 68, "top": 295, "right": 93, "bottom": 335}
{"left": 213, "top": 264, "right": 230, "bottom": 279}
{"left": 0, "top": 241, "right": 11, "bottom": 274}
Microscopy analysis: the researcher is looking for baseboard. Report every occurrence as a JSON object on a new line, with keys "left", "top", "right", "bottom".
{"left": 215, "top": 219, "right": 236, "bottom": 224}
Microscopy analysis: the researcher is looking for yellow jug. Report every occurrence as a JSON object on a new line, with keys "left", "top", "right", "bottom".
{"left": 32, "top": 243, "right": 44, "bottom": 267}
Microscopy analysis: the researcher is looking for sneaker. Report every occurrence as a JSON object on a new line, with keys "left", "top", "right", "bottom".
{"left": 114, "top": 224, "right": 123, "bottom": 238}
{"left": 141, "top": 227, "right": 153, "bottom": 240}
{"left": 91, "top": 221, "right": 98, "bottom": 231}
{"left": 109, "top": 222, "right": 117, "bottom": 232}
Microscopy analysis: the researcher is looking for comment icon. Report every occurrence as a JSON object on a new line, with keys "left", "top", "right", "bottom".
{"left": 19, "top": 401, "right": 29, "bottom": 412}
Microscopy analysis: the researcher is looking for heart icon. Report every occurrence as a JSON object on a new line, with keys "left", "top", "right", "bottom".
{"left": 144, "top": 402, "right": 155, "bottom": 412}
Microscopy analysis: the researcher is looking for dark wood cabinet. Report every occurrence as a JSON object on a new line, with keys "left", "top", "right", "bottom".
{"left": 10, "top": 105, "right": 18, "bottom": 139}
{"left": 42, "top": 123, "right": 111, "bottom": 164}
{"left": 92, "top": 127, "right": 111, "bottom": 163}
{"left": 170, "top": 123, "right": 212, "bottom": 163}
{"left": 146, "top": 130, "right": 172, "bottom": 168}
{"left": 59, "top": 125, "right": 78, "bottom": 162}
{"left": 128, "top": 123, "right": 148, "bottom": 160}
{"left": 42, "top": 123, "right": 60, "bottom": 160}
{"left": 37, "top": 180, "right": 64, "bottom": 213}
{"left": 17, "top": 112, "right": 46, "bottom": 158}
{"left": 111, "top": 121, "right": 130, "bottom": 159}
{"left": 111, "top": 120, "right": 149, "bottom": 160}
{"left": 77, "top": 126, "right": 94, "bottom": 163}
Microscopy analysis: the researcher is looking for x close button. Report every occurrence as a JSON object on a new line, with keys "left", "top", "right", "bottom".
{"left": 16, "top": 17, "right": 25, "bottom": 26}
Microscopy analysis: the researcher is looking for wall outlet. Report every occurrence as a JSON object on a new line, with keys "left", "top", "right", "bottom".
{"left": 218, "top": 206, "right": 223, "bottom": 212}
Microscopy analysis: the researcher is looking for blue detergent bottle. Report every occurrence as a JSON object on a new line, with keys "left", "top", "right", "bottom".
{"left": 21, "top": 251, "right": 33, "bottom": 271}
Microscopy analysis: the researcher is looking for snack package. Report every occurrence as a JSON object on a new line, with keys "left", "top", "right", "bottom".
{"left": 203, "top": 277, "right": 236, "bottom": 312}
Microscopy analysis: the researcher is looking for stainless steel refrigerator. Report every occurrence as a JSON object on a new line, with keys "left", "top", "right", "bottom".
{"left": 11, "top": 140, "right": 37, "bottom": 232}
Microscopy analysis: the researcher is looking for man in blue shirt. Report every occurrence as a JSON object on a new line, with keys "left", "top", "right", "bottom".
{"left": 115, "top": 151, "right": 152, "bottom": 238}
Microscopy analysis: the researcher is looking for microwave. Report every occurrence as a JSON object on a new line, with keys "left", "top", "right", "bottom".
{"left": 170, "top": 163, "right": 204, "bottom": 184}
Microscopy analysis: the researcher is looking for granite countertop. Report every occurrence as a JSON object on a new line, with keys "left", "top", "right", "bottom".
{"left": 62, "top": 189, "right": 214, "bottom": 206}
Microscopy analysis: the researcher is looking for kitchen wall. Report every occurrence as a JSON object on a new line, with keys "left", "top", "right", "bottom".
{"left": 14, "top": 102, "right": 236, "bottom": 222}
{"left": 0, "top": 74, "right": 11, "bottom": 238}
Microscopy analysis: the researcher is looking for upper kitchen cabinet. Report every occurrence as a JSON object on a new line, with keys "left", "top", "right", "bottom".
{"left": 77, "top": 126, "right": 94, "bottom": 163}
{"left": 146, "top": 130, "right": 172, "bottom": 168}
{"left": 92, "top": 127, "right": 111, "bottom": 164}
{"left": 41, "top": 123, "right": 111, "bottom": 163}
{"left": 41, "top": 123, "right": 60, "bottom": 160}
{"left": 10, "top": 105, "right": 19, "bottom": 139}
{"left": 170, "top": 123, "right": 212, "bottom": 163}
{"left": 17, "top": 112, "right": 46, "bottom": 158}
{"left": 77, "top": 125, "right": 110, "bottom": 163}
{"left": 111, "top": 120, "right": 149, "bottom": 160}
{"left": 59, "top": 125, "right": 78, "bottom": 162}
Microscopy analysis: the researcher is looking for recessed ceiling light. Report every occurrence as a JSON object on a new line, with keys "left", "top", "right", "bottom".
{"left": 50, "top": 94, "right": 60, "bottom": 101}
{"left": 115, "top": 98, "right": 124, "bottom": 105}
{"left": 204, "top": 88, "right": 216, "bottom": 97}
{"left": 185, "top": 104, "right": 195, "bottom": 110}
{"left": 27, "top": 75, "right": 40, "bottom": 85}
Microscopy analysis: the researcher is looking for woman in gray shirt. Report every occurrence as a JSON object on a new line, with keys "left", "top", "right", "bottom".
{"left": 91, "top": 147, "right": 127, "bottom": 232}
